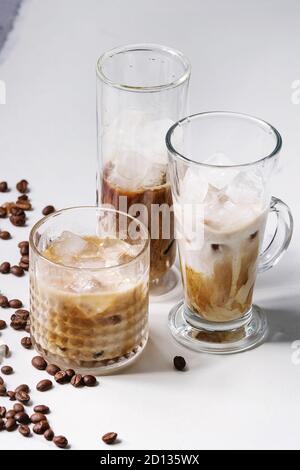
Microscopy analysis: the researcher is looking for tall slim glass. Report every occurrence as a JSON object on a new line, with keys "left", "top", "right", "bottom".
{"left": 166, "top": 112, "right": 293, "bottom": 354}
{"left": 96, "top": 44, "right": 190, "bottom": 296}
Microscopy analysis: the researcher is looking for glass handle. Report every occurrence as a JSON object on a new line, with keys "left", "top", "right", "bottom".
{"left": 258, "top": 196, "right": 293, "bottom": 273}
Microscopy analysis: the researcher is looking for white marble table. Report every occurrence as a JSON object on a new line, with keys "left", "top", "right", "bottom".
{"left": 0, "top": 0, "right": 299, "bottom": 450}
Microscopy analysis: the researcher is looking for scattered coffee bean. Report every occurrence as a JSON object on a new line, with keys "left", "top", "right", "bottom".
{"left": 19, "top": 262, "right": 29, "bottom": 271}
{"left": 8, "top": 299, "right": 23, "bottom": 309}
{"left": 17, "top": 194, "right": 28, "bottom": 201}
{"left": 10, "top": 265, "right": 24, "bottom": 276}
{"left": 65, "top": 369, "right": 75, "bottom": 380}
{"left": 1, "top": 202, "right": 15, "bottom": 214}
{"left": 20, "top": 246, "right": 29, "bottom": 257}
{"left": 42, "top": 205, "right": 55, "bottom": 216}
{"left": 173, "top": 356, "right": 186, "bottom": 371}
{"left": 0, "top": 231, "right": 11, "bottom": 240}
{"left": 0, "top": 181, "right": 8, "bottom": 192}
{"left": 15, "top": 200, "right": 32, "bottom": 211}
{"left": 30, "top": 412, "right": 47, "bottom": 424}
{"left": 0, "top": 319, "right": 7, "bottom": 330}
{"left": 16, "top": 179, "right": 29, "bottom": 194}
{"left": 15, "top": 390, "right": 30, "bottom": 404}
{"left": 54, "top": 370, "right": 69, "bottom": 384}
{"left": 5, "top": 410, "right": 16, "bottom": 419}
{"left": 13, "top": 403, "right": 24, "bottom": 413}
{"left": 46, "top": 364, "right": 60, "bottom": 376}
{"left": 10, "top": 209, "right": 26, "bottom": 227}
{"left": 20, "top": 255, "right": 29, "bottom": 264}
{"left": 1, "top": 365, "right": 13, "bottom": 375}
{"left": 0, "top": 295, "right": 9, "bottom": 307}
{"left": 0, "top": 376, "right": 3, "bottom": 385}
{"left": 15, "top": 412, "right": 30, "bottom": 424}
{"left": 70, "top": 374, "right": 84, "bottom": 388}
{"left": 44, "top": 428, "right": 54, "bottom": 441}
{"left": 0, "top": 417, "right": 4, "bottom": 430}
{"left": 53, "top": 435, "right": 68, "bottom": 448}
{"left": 10, "top": 318, "right": 27, "bottom": 330}
{"left": 0, "top": 406, "right": 6, "bottom": 417}
{"left": 32, "top": 355, "right": 47, "bottom": 370}
{"left": 33, "top": 420, "right": 49, "bottom": 434}
{"left": 19, "top": 424, "right": 31, "bottom": 437}
{"left": 102, "top": 432, "right": 118, "bottom": 445}
{"left": 2, "top": 344, "right": 9, "bottom": 357}
{"left": 0, "top": 262, "right": 10, "bottom": 274}
{"left": 5, "top": 417, "right": 17, "bottom": 431}
{"left": 21, "top": 337, "right": 32, "bottom": 349}
{"left": 15, "top": 309, "right": 29, "bottom": 320}
{"left": 18, "top": 240, "right": 29, "bottom": 250}
{"left": 7, "top": 391, "right": 16, "bottom": 401}
{"left": 33, "top": 405, "right": 49, "bottom": 414}
{"left": 36, "top": 379, "right": 52, "bottom": 392}
{"left": 0, "top": 385, "right": 7, "bottom": 396}
{"left": 83, "top": 375, "right": 97, "bottom": 387}
{"left": 0, "top": 207, "right": 7, "bottom": 218}
{"left": 15, "top": 384, "right": 30, "bottom": 394}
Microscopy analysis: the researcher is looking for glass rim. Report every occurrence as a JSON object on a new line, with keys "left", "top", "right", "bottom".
{"left": 29, "top": 205, "right": 150, "bottom": 272}
{"left": 96, "top": 43, "right": 191, "bottom": 92}
{"left": 166, "top": 111, "right": 282, "bottom": 168}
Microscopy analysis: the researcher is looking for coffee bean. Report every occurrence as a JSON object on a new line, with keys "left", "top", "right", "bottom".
{"left": 7, "top": 391, "right": 16, "bottom": 400}
{"left": 16, "top": 179, "right": 28, "bottom": 194}
{"left": 0, "top": 262, "right": 10, "bottom": 274}
{"left": 36, "top": 379, "right": 52, "bottom": 392}
{"left": 173, "top": 356, "right": 186, "bottom": 371}
{"left": 21, "top": 337, "right": 32, "bottom": 349}
{"left": 10, "top": 265, "right": 24, "bottom": 276}
{"left": 18, "top": 240, "right": 29, "bottom": 250}
{"left": 5, "top": 410, "right": 16, "bottom": 419}
{"left": 33, "top": 405, "right": 49, "bottom": 414}
{"left": 30, "top": 412, "right": 47, "bottom": 424}
{"left": 20, "top": 255, "right": 29, "bottom": 264}
{"left": 65, "top": 369, "right": 75, "bottom": 379}
{"left": 2, "top": 202, "right": 15, "bottom": 214}
{"left": 19, "top": 262, "right": 29, "bottom": 271}
{"left": 13, "top": 403, "right": 24, "bottom": 413}
{"left": 0, "top": 418, "right": 4, "bottom": 430}
{"left": 70, "top": 374, "right": 84, "bottom": 388}
{"left": 0, "top": 385, "right": 7, "bottom": 396}
{"left": 33, "top": 420, "right": 49, "bottom": 434}
{"left": 2, "top": 344, "right": 9, "bottom": 358}
{"left": 9, "top": 299, "right": 23, "bottom": 309}
{"left": 0, "top": 320, "right": 7, "bottom": 330}
{"left": 18, "top": 195, "right": 28, "bottom": 201}
{"left": 102, "top": 432, "right": 118, "bottom": 445}
{"left": 19, "top": 424, "right": 31, "bottom": 437}
{"left": 0, "top": 181, "right": 8, "bottom": 192}
{"left": 54, "top": 370, "right": 69, "bottom": 384}
{"left": 5, "top": 417, "right": 17, "bottom": 431}
{"left": 0, "top": 376, "right": 3, "bottom": 385}
{"left": 0, "top": 231, "right": 11, "bottom": 240}
{"left": 46, "top": 364, "right": 60, "bottom": 376}
{"left": 1, "top": 365, "right": 13, "bottom": 375}
{"left": 44, "top": 428, "right": 54, "bottom": 441}
{"left": 0, "top": 406, "right": 6, "bottom": 417}
{"left": 15, "top": 391, "right": 30, "bottom": 404}
{"left": 15, "top": 384, "right": 30, "bottom": 394}
{"left": 15, "top": 412, "right": 30, "bottom": 424}
{"left": 0, "top": 207, "right": 7, "bottom": 218}
{"left": 15, "top": 309, "right": 29, "bottom": 320}
{"left": 53, "top": 435, "right": 68, "bottom": 448}
{"left": 83, "top": 375, "right": 97, "bottom": 387}
{"left": 10, "top": 318, "right": 27, "bottom": 330}
{"left": 15, "top": 201, "right": 32, "bottom": 211}
{"left": 20, "top": 246, "right": 29, "bottom": 257}
{"left": 0, "top": 295, "right": 9, "bottom": 307}
{"left": 42, "top": 205, "right": 55, "bottom": 216}
{"left": 10, "top": 211, "right": 26, "bottom": 227}
{"left": 32, "top": 355, "right": 47, "bottom": 370}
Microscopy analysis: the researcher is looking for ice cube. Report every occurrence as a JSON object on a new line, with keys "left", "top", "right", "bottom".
{"left": 137, "top": 118, "right": 175, "bottom": 165}
{"left": 226, "top": 170, "right": 264, "bottom": 204}
{"left": 180, "top": 168, "right": 209, "bottom": 204}
{"left": 51, "top": 231, "right": 88, "bottom": 260}
{"left": 198, "top": 153, "right": 239, "bottom": 190}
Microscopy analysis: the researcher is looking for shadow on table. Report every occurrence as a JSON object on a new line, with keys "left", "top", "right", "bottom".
{"left": 265, "top": 294, "right": 300, "bottom": 343}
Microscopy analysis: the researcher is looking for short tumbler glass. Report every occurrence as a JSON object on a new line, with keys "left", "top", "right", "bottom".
{"left": 166, "top": 112, "right": 293, "bottom": 354}
{"left": 29, "top": 206, "right": 150, "bottom": 374}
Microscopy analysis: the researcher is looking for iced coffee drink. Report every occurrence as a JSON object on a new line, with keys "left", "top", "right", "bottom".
{"left": 30, "top": 207, "right": 149, "bottom": 374}
{"left": 99, "top": 112, "right": 177, "bottom": 285}
{"left": 177, "top": 171, "right": 268, "bottom": 323}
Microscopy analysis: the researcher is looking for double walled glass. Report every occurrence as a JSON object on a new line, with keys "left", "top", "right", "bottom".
{"left": 167, "top": 112, "right": 293, "bottom": 353}
{"left": 30, "top": 206, "right": 149, "bottom": 374}
{"left": 96, "top": 44, "right": 190, "bottom": 296}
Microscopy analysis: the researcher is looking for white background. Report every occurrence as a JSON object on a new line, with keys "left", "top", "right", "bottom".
{"left": 0, "top": 0, "right": 299, "bottom": 450}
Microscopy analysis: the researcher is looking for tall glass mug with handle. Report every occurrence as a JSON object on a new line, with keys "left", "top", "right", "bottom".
{"left": 166, "top": 112, "right": 293, "bottom": 353}
{"left": 96, "top": 44, "right": 190, "bottom": 297}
